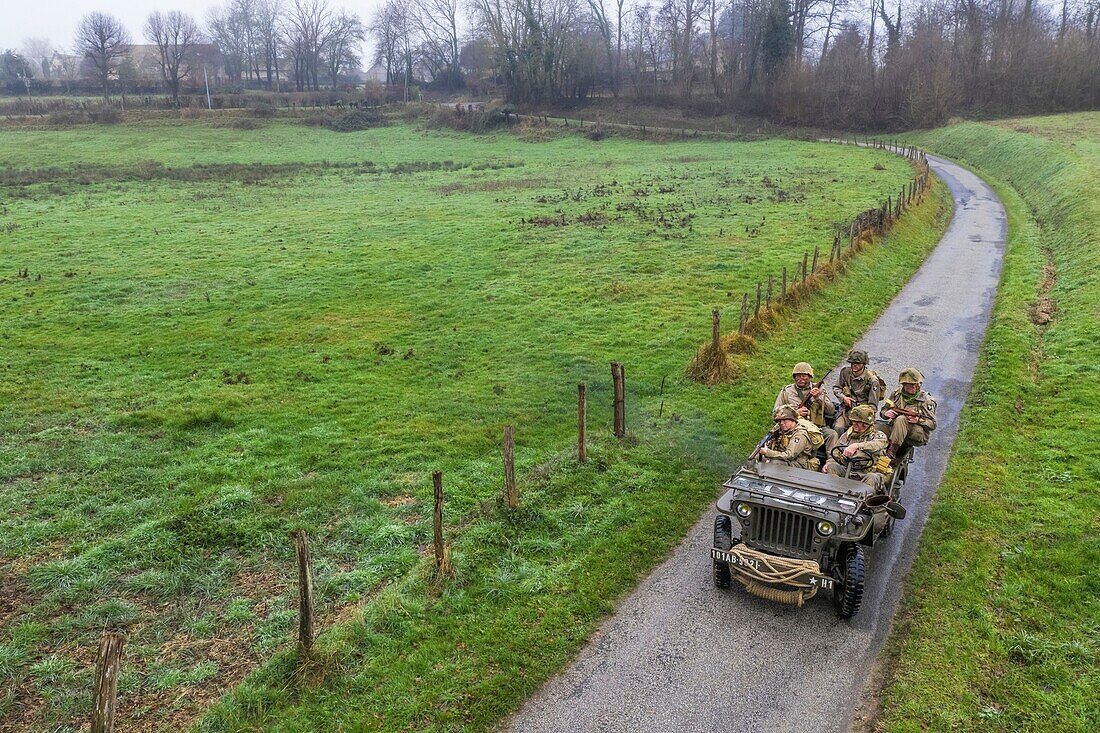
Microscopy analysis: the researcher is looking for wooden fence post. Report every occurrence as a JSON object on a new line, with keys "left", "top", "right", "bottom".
{"left": 754, "top": 282, "right": 762, "bottom": 317}
{"left": 812, "top": 245, "right": 820, "bottom": 274}
{"left": 739, "top": 292, "right": 749, "bottom": 333}
{"left": 611, "top": 362, "right": 625, "bottom": 438}
{"left": 503, "top": 425, "right": 517, "bottom": 509}
{"left": 711, "top": 308, "right": 721, "bottom": 349}
{"left": 432, "top": 471, "right": 445, "bottom": 570}
{"left": 577, "top": 383, "right": 587, "bottom": 463}
{"left": 90, "top": 632, "right": 125, "bottom": 733}
{"left": 293, "top": 530, "right": 314, "bottom": 658}
{"left": 766, "top": 277, "right": 772, "bottom": 309}
{"left": 802, "top": 251, "right": 809, "bottom": 282}
{"left": 782, "top": 267, "right": 787, "bottom": 299}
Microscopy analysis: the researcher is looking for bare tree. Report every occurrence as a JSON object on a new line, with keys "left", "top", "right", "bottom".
{"left": 285, "top": 0, "right": 331, "bottom": 90}
{"left": 145, "top": 11, "right": 201, "bottom": 104}
{"left": 256, "top": 0, "right": 284, "bottom": 89}
{"left": 323, "top": 9, "right": 365, "bottom": 87}
{"left": 75, "top": 11, "right": 132, "bottom": 102}
{"left": 411, "top": 0, "right": 462, "bottom": 89}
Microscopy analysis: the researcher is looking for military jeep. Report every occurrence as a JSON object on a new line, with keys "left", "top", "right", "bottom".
{"left": 711, "top": 444, "right": 911, "bottom": 618}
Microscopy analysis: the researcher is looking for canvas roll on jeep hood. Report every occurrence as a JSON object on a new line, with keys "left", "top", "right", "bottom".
{"left": 721, "top": 463, "right": 866, "bottom": 516}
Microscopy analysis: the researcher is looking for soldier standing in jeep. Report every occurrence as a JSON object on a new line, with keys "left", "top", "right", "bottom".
{"left": 757, "top": 405, "right": 824, "bottom": 470}
{"left": 832, "top": 349, "right": 886, "bottom": 433}
{"left": 880, "top": 368, "right": 937, "bottom": 461}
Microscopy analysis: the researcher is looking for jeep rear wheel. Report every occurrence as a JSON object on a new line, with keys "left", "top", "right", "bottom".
{"left": 713, "top": 515, "right": 733, "bottom": 589}
{"left": 832, "top": 544, "right": 865, "bottom": 618}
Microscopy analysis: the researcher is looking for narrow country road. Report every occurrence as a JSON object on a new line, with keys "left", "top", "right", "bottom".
{"left": 503, "top": 153, "right": 1007, "bottom": 733}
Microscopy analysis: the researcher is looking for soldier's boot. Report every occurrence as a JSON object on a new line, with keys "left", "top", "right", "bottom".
{"left": 886, "top": 442, "right": 899, "bottom": 461}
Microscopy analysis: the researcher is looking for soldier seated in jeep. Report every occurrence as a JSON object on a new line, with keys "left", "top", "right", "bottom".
{"left": 756, "top": 405, "right": 825, "bottom": 470}
{"left": 880, "top": 367, "right": 937, "bottom": 461}
{"left": 822, "top": 404, "right": 888, "bottom": 492}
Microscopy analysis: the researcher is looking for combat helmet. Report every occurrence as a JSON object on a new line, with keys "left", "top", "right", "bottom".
{"left": 792, "top": 362, "right": 814, "bottom": 377}
{"left": 849, "top": 404, "right": 876, "bottom": 425}
{"left": 773, "top": 405, "right": 799, "bottom": 422}
{"left": 898, "top": 368, "right": 924, "bottom": 385}
{"left": 847, "top": 349, "right": 869, "bottom": 364}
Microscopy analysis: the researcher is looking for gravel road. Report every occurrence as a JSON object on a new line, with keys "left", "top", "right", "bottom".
{"left": 503, "top": 153, "right": 1006, "bottom": 733}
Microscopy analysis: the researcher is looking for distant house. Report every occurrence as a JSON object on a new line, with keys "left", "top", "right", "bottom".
{"left": 48, "top": 52, "right": 81, "bottom": 80}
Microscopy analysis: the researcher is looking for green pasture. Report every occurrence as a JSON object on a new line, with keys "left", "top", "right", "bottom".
{"left": 881, "top": 116, "right": 1099, "bottom": 731}
{"left": 0, "top": 118, "right": 944, "bottom": 731}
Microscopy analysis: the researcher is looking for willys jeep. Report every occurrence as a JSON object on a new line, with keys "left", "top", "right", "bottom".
{"left": 711, "top": 442, "right": 911, "bottom": 618}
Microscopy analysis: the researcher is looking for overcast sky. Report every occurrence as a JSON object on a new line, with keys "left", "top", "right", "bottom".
{"left": 2, "top": 1, "right": 386, "bottom": 57}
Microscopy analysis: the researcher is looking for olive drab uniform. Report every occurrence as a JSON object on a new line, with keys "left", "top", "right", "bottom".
{"left": 881, "top": 387, "right": 937, "bottom": 455}
{"left": 832, "top": 366, "right": 886, "bottom": 433}
{"left": 824, "top": 425, "right": 889, "bottom": 492}
{"left": 759, "top": 418, "right": 824, "bottom": 470}
{"left": 774, "top": 383, "right": 837, "bottom": 445}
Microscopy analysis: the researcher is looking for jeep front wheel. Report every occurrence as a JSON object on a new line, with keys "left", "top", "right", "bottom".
{"left": 832, "top": 544, "right": 865, "bottom": 618}
{"left": 713, "top": 515, "right": 733, "bottom": 589}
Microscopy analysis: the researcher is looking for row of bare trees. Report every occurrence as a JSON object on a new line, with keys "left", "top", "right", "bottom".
{"left": 26, "top": 1, "right": 365, "bottom": 104}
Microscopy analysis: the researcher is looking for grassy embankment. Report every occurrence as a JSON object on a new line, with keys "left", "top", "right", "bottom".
{"left": 0, "top": 118, "right": 948, "bottom": 731}
{"left": 878, "top": 115, "right": 1098, "bottom": 731}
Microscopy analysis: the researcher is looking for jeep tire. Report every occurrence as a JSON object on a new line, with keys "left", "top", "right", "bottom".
{"left": 833, "top": 544, "right": 865, "bottom": 618}
{"left": 713, "top": 515, "right": 733, "bottom": 589}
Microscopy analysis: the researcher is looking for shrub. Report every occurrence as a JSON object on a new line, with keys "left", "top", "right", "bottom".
{"left": 322, "top": 109, "right": 385, "bottom": 132}
{"left": 46, "top": 111, "right": 86, "bottom": 126}
{"left": 251, "top": 102, "right": 278, "bottom": 118}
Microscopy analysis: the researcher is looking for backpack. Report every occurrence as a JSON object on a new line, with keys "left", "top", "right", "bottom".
{"left": 797, "top": 418, "right": 825, "bottom": 449}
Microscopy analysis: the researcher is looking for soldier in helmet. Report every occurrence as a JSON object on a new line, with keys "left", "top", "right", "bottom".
{"left": 880, "top": 368, "right": 937, "bottom": 460}
{"left": 757, "top": 405, "right": 823, "bottom": 470}
{"left": 833, "top": 349, "right": 886, "bottom": 433}
{"left": 822, "top": 404, "right": 888, "bottom": 492}
{"left": 774, "top": 362, "right": 837, "bottom": 445}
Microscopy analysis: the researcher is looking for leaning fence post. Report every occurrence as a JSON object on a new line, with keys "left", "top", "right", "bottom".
{"left": 577, "top": 383, "right": 587, "bottom": 463}
{"left": 90, "top": 632, "right": 125, "bottom": 733}
{"left": 293, "top": 530, "right": 314, "bottom": 658}
{"left": 503, "top": 425, "right": 517, "bottom": 509}
{"left": 611, "top": 362, "right": 625, "bottom": 438}
{"left": 754, "top": 282, "right": 762, "bottom": 317}
{"left": 802, "top": 251, "right": 810, "bottom": 282}
{"left": 812, "top": 245, "right": 820, "bottom": 274}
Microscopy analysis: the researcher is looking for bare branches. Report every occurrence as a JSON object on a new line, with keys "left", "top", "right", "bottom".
{"left": 145, "top": 11, "right": 201, "bottom": 104}
{"left": 74, "top": 11, "right": 131, "bottom": 102}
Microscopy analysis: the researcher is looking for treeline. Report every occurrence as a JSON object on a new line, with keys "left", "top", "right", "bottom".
{"left": 6, "top": 0, "right": 1099, "bottom": 127}
{"left": 364, "top": 0, "right": 1098, "bottom": 127}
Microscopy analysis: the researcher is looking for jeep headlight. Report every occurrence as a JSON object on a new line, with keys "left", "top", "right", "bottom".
{"left": 816, "top": 520, "right": 835, "bottom": 536}
{"left": 735, "top": 502, "right": 753, "bottom": 517}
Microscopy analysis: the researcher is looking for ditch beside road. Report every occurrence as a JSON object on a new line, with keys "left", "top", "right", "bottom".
{"left": 503, "top": 152, "right": 1007, "bottom": 733}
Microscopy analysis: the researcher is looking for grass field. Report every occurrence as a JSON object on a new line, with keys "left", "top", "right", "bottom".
{"left": 0, "top": 117, "right": 947, "bottom": 731}
{"left": 878, "top": 115, "right": 1099, "bottom": 731}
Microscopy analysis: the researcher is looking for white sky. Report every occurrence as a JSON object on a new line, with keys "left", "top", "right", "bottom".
{"left": 1, "top": 1, "right": 386, "bottom": 57}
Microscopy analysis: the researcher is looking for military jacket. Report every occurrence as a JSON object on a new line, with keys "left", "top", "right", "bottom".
{"left": 880, "top": 388, "right": 937, "bottom": 431}
{"left": 833, "top": 426, "right": 888, "bottom": 457}
{"left": 761, "top": 425, "right": 816, "bottom": 469}
{"left": 832, "top": 366, "right": 885, "bottom": 409}
{"left": 774, "top": 383, "right": 836, "bottom": 427}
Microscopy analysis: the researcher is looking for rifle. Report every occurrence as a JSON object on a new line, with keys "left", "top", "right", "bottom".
{"left": 748, "top": 430, "right": 775, "bottom": 461}
{"left": 798, "top": 368, "right": 834, "bottom": 410}
{"left": 882, "top": 398, "right": 921, "bottom": 419}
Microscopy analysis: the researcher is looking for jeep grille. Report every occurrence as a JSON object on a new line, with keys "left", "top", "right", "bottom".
{"left": 749, "top": 506, "right": 815, "bottom": 554}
